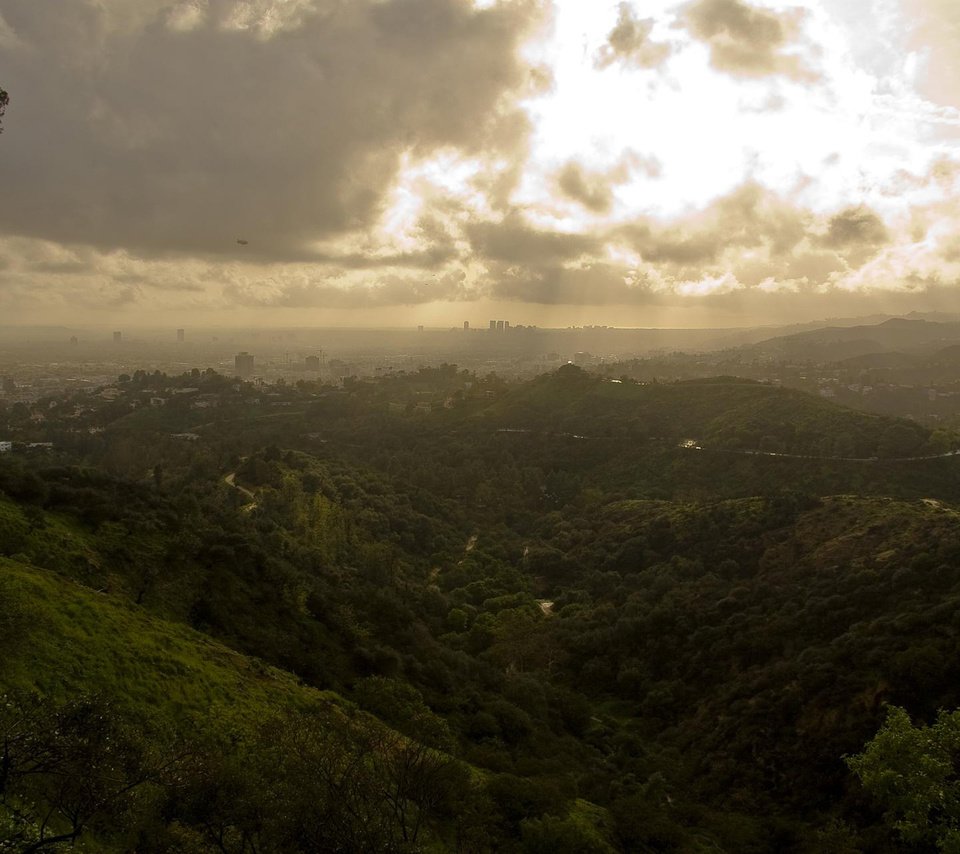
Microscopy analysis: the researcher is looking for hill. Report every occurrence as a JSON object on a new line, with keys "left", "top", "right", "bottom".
{"left": 835, "top": 350, "right": 917, "bottom": 370}
{"left": 5, "top": 365, "right": 960, "bottom": 850}
{"left": 924, "top": 342, "right": 960, "bottom": 367}
{"left": 750, "top": 317, "right": 960, "bottom": 361}
{"left": 480, "top": 365, "right": 932, "bottom": 459}
{"left": 529, "top": 495, "right": 960, "bottom": 817}
{"left": 0, "top": 455, "right": 617, "bottom": 852}
{"left": 1, "top": 555, "right": 486, "bottom": 853}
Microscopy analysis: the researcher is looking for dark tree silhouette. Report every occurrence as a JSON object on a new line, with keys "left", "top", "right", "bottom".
{"left": 0, "top": 87, "right": 7, "bottom": 133}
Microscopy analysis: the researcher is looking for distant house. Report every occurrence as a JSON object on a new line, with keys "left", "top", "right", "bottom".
{"left": 0, "top": 441, "right": 11, "bottom": 453}
{"left": 190, "top": 394, "right": 221, "bottom": 409}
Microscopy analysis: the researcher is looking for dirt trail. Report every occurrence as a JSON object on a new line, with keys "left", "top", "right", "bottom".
{"left": 224, "top": 472, "right": 258, "bottom": 511}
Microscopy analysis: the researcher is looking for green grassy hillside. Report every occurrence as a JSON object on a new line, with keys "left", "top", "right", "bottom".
{"left": 1, "top": 557, "right": 337, "bottom": 720}
{"left": 3, "top": 555, "right": 583, "bottom": 853}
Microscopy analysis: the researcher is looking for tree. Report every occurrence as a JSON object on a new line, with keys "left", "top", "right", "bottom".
{"left": 0, "top": 694, "right": 171, "bottom": 852}
{"left": 877, "top": 423, "right": 922, "bottom": 459}
{"left": 521, "top": 813, "right": 617, "bottom": 853}
{"left": 368, "top": 726, "right": 470, "bottom": 849}
{"left": 0, "top": 87, "right": 7, "bottom": 133}
{"left": 847, "top": 705, "right": 960, "bottom": 851}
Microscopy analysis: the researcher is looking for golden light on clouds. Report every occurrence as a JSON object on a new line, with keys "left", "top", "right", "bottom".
{"left": 0, "top": 0, "right": 959, "bottom": 326}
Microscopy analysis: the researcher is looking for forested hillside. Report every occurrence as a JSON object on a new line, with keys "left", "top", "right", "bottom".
{"left": 2, "top": 365, "right": 959, "bottom": 851}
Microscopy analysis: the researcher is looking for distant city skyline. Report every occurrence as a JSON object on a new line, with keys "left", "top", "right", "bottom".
{"left": 1, "top": 1, "right": 959, "bottom": 328}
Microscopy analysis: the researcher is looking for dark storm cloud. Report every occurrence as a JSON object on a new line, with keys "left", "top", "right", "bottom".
{"left": 594, "top": 3, "right": 673, "bottom": 70}
{"left": 807, "top": 204, "right": 890, "bottom": 268}
{"left": 466, "top": 214, "right": 601, "bottom": 265}
{"left": 0, "top": 0, "right": 541, "bottom": 261}
{"left": 820, "top": 205, "right": 890, "bottom": 249}
{"left": 679, "top": 0, "right": 818, "bottom": 81}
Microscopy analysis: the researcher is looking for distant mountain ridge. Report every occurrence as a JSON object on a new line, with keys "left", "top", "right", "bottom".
{"left": 748, "top": 317, "right": 960, "bottom": 360}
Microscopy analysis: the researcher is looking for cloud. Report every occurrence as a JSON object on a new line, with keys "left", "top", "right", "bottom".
{"left": 557, "top": 163, "right": 615, "bottom": 213}
{"left": 594, "top": 3, "right": 672, "bottom": 70}
{"left": 819, "top": 205, "right": 890, "bottom": 249}
{"left": 806, "top": 204, "right": 890, "bottom": 269}
{"left": 1, "top": 0, "right": 959, "bottom": 327}
{"left": 225, "top": 270, "right": 474, "bottom": 309}
{"left": 618, "top": 183, "right": 808, "bottom": 271}
{"left": 466, "top": 182, "right": 940, "bottom": 309}
{"left": 487, "top": 261, "right": 660, "bottom": 305}
{"left": 679, "top": 0, "right": 819, "bottom": 81}
{"left": 0, "top": 186, "right": 957, "bottom": 323}
{"left": 0, "top": 0, "right": 542, "bottom": 261}
{"left": 903, "top": 0, "right": 960, "bottom": 110}
{"left": 466, "top": 213, "right": 601, "bottom": 265}
{"left": 555, "top": 152, "right": 660, "bottom": 214}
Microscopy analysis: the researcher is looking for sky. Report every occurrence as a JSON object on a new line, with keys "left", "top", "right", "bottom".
{"left": 1, "top": 0, "right": 960, "bottom": 329}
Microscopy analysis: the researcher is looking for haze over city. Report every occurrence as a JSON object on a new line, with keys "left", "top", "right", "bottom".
{"left": 2, "top": 0, "right": 960, "bottom": 329}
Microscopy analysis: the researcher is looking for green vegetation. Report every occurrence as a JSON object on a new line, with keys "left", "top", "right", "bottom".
{"left": 2, "top": 364, "right": 960, "bottom": 849}
{"left": 848, "top": 706, "right": 960, "bottom": 852}
{"left": 0, "top": 557, "right": 333, "bottom": 715}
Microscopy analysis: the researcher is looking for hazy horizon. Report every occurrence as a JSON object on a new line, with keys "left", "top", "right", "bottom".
{"left": 3, "top": 306, "right": 960, "bottom": 334}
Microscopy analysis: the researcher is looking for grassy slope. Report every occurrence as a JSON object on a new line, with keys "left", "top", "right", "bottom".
{"left": 2, "top": 556, "right": 621, "bottom": 852}
{"left": 2, "top": 556, "right": 341, "bottom": 725}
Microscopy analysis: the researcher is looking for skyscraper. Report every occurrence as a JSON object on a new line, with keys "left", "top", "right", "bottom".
{"left": 113, "top": 331, "right": 122, "bottom": 343}
{"left": 177, "top": 328, "right": 185, "bottom": 342}
{"left": 235, "top": 352, "right": 254, "bottom": 377}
